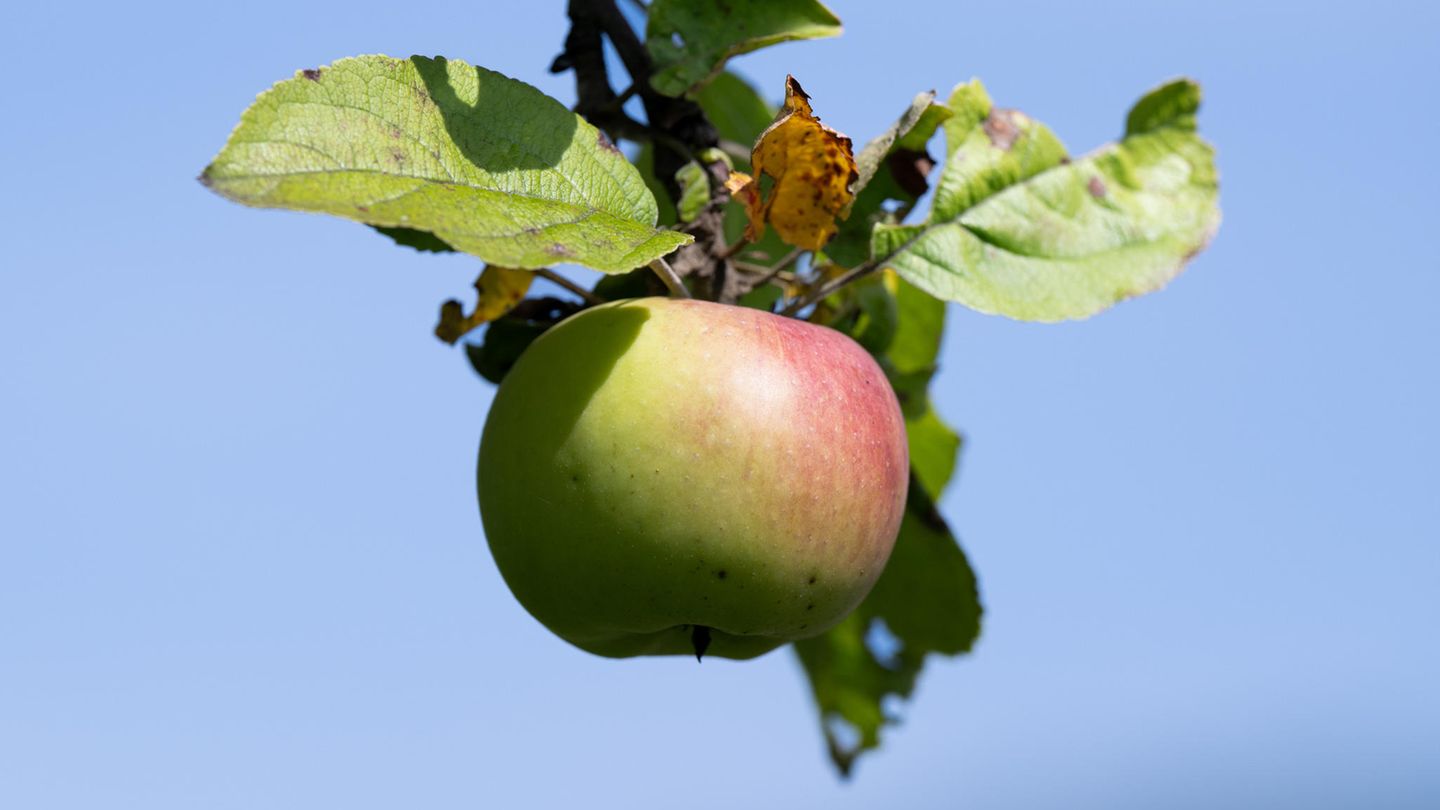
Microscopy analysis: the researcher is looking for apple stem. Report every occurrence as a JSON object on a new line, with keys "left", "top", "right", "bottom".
{"left": 648, "top": 257, "right": 691, "bottom": 299}
{"left": 690, "top": 625, "right": 712, "bottom": 662}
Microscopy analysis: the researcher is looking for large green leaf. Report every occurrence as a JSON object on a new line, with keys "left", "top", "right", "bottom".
{"left": 201, "top": 55, "right": 690, "bottom": 273}
{"left": 876, "top": 79, "right": 1219, "bottom": 321}
{"left": 646, "top": 0, "right": 842, "bottom": 97}
{"left": 827, "top": 91, "right": 951, "bottom": 266}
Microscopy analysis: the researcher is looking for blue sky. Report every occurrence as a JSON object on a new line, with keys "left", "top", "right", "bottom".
{"left": 2, "top": 1, "right": 1437, "bottom": 807}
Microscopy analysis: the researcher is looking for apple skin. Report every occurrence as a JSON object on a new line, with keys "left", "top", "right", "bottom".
{"left": 477, "top": 297, "right": 908, "bottom": 659}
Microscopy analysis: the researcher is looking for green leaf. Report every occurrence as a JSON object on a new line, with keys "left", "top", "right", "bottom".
{"left": 818, "top": 271, "right": 898, "bottom": 355}
{"left": 794, "top": 479, "right": 981, "bottom": 777}
{"left": 827, "top": 92, "right": 951, "bottom": 266}
{"left": 886, "top": 274, "right": 945, "bottom": 376}
{"left": 929, "top": 80, "right": 1068, "bottom": 225}
{"left": 674, "top": 161, "right": 710, "bottom": 223}
{"left": 201, "top": 55, "right": 691, "bottom": 273}
{"left": 906, "top": 400, "right": 960, "bottom": 501}
{"left": 646, "top": 0, "right": 843, "bottom": 97}
{"left": 877, "top": 79, "right": 1220, "bottom": 321}
{"left": 1126, "top": 78, "right": 1202, "bottom": 135}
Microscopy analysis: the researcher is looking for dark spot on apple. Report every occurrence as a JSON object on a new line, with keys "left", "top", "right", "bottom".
{"left": 807, "top": 603, "right": 815, "bottom": 611}
{"left": 570, "top": 473, "right": 580, "bottom": 483}
{"left": 716, "top": 569, "right": 727, "bottom": 580}
{"left": 799, "top": 624, "right": 808, "bottom": 631}
{"left": 301, "top": 68, "right": 322, "bottom": 82}
{"left": 808, "top": 575, "right": 818, "bottom": 585}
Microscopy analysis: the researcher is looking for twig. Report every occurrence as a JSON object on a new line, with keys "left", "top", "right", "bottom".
{"left": 780, "top": 260, "right": 881, "bottom": 317}
{"left": 719, "top": 238, "right": 751, "bottom": 259}
{"left": 535, "top": 268, "right": 606, "bottom": 305}
{"left": 733, "top": 262, "right": 794, "bottom": 290}
{"left": 770, "top": 247, "right": 805, "bottom": 274}
{"left": 649, "top": 257, "right": 691, "bottom": 298}
{"left": 716, "top": 139, "right": 751, "bottom": 163}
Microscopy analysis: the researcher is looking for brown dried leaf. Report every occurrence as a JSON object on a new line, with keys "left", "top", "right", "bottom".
{"left": 723, "top": 171, "right": 765, "bottom": 241}
{"left": 435, "top": 265, "right": 534, "bottom": 344}
{"left": 751, "top": 76, "right": 858, "bottom": 251}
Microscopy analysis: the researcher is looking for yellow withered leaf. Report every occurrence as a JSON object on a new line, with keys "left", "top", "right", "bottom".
{"left": 722, "top": 171, "right": 765, "bottom": 241}
{"left": 435, "top": 265, "right": 533, "bottom": 344}
{"left": 751, "top": 76, "right": 858, "bottom": 251}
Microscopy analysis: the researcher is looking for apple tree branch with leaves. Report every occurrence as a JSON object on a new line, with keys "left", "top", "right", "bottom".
{"left": 200, "top": 0, "right": 1218, "bottom": 777}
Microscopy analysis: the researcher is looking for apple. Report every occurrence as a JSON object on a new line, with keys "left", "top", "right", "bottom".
{"left": 477, "top": 297, "right": 908, "bottom": 659}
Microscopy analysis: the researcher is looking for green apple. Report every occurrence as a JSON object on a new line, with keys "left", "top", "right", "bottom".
{"left": 478, "top": 297, "right": 908, "bottom": 659}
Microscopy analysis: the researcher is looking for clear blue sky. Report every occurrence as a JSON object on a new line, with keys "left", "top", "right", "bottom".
{"left": 3, "top": 1, "right": 1437, "bottom": 807}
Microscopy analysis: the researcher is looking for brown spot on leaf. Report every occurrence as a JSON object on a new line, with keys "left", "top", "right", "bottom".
{"left": 301, "top": 68, "right": 322, "bottom": 82}
{"left": 982, "top": 109, "right": 1021, "bottom": 150}
{"left": 596, "top": 131, "right": 621, "bottom": 155}
{"left": 1088, "top": 176, "right": 1107, "bottom": 198}
{"left": 887, "top": 148, "right": 935, "bottom": 199}
{"left": 546, "top": 243, "right": 575, "bottom": 258}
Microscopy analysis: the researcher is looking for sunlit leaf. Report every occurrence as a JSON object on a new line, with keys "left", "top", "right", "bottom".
{"left": 751, "top": 76, "right": 858, "bottom": 251}
{"left": 877, "top": 78, "right": 1219, "bottom": 321}
{"left": 201, "top": 55, "right": 690, "bottom": 273}
{"left": 646, "top": 0, "right": 842, "bottom": 97}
